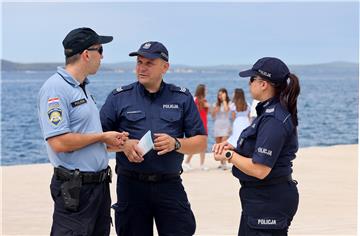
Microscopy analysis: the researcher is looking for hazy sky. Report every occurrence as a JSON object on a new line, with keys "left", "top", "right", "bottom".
{"left": 1, "top": 1, "right": 359, "bottom": 66}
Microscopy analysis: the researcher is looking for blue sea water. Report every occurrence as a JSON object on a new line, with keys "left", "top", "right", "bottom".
{"left": 1, "top": 70, "right": 358, "bottom": 165}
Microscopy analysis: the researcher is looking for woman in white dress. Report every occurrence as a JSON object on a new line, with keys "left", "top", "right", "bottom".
{"left": 212, "top": 88, "right": 231, "bottom": 170}
{"left": 227, "top": 88, "right": 250, "bottom": 147}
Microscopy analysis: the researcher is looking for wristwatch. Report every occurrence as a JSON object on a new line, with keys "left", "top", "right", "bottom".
{"left": 224, "top": 150, "right": 234, "bottom": 161}
{"left": 174, "top": 137, "right": 181, "bottom": 151}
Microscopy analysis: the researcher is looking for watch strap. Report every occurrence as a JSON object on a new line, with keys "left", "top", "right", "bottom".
{"left": 174, "top": 137, "right": 181, "bottom": 151}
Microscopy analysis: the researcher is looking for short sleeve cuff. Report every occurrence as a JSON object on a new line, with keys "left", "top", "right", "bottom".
{"left": 252, "top": 153, "right": 274, "bottom": 168}
{"left": 185, "top": 129, "right": 207, "bottom": 138}
{"left": 44, "top": 128, "right": 71, "bottom": 140}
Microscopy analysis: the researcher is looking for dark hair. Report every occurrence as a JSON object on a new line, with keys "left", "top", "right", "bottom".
{"left": 216, "top": 88, "right": 230, "bottom": 107}
{"left": 233, "top": 88, "right": 248, "bottom": 112}
{"left": 195, "top": 84, "right": 206, "bottom": 110}
{"left": 271, "top": 73, "right": 300, "bottom": 126}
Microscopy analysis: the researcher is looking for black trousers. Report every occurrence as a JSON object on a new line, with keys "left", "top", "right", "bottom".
{"left": 113, "top": 173, "right": 196, "bottom": 236}
{"left": 238, "top": 180, "right": 299, "bottom": 236}
{"left": 49, "top": 175, "right": 111, "bottom": 236}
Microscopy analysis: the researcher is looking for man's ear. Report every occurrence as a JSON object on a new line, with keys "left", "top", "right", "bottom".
{"left": 162, "top": 62, "right": 169, "bottom": 74}
{"left": 80, "top": 50, "right": 90, "bottom": 62}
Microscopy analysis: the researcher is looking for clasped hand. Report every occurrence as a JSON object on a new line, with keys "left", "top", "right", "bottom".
{"left": 212, "top": 141, "right": 234, "bottom": 161}
{"left": 104, "top": 131, "right": 129, "bottom": 152}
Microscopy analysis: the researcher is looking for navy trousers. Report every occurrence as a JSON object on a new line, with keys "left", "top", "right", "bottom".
{"left": 238, "top": 180, "right": 299, "bottom": 236}
{"left": 113, "top": 173, "right": 196, "bottom": 236}
{"left": 50, "top": 175, "right": 111, "bottom": 236}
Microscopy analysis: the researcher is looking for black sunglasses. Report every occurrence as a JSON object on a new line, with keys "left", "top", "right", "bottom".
{"left": 249, "top": 76, "right": 258, "bottom": 83}
{"left": 87, "top": 46, "right": 103, "bottom": 55}
{"left": 249, "top": 76, "right": 276, "bottom": 86}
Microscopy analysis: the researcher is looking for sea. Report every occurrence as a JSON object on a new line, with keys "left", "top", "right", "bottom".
{"left": 1, "top": 70, "right": 358, "bottom": 166}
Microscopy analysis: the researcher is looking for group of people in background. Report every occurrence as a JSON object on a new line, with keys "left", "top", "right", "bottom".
{"left": 183, "top": 85, "right": 259, "bottom": 171}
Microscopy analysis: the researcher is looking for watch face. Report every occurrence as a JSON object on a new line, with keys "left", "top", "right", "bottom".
{"left": 225, "top": 151, "right": 232, "bottom": 158}
{"left": 175, "top": 138, "right": 181, "bottom": 150}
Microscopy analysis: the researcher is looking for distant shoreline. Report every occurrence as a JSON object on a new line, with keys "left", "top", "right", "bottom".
{"left": 1, "top": 59, "right": 359, "bottom": 75}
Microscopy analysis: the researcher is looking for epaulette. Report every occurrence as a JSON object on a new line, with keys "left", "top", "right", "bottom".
{"left": 112, "top": 84, "right": 134, "bottom": 95}
{"left": 265, "top": 104, "right": 289, "bottom": 123}
{"left": 264, "top": 107, "right": 275, "bottom": 114}
{"left": 169, "top": 84, "right": 189, "bottom": 96}
{"left": 261, "top": 105, "right": 276, "bottom": 118}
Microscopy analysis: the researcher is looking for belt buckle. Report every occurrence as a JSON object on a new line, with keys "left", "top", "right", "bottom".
{"left": 147, "top": 174, "right": 159, "bottom": 182}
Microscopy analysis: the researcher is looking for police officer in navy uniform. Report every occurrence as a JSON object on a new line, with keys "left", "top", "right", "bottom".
{"left": 100, "top": 41, "right": 207, "bottom": 236}
{"left": 38, "top": 27, "right": 128, "bottom": 235}
{"left": 213, "top": 57, "right": 300, "bottom": 235}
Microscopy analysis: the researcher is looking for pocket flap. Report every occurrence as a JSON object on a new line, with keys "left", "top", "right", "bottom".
{"left": 240, "top": 126, "right": 257, "bottom": 139}
{"left": 124, "top": 111, "right": 146, "bottom": 122}
{"left": 160, "top": 110, "right": 181, "bottom": 122}
{"left": 247, "top": 216, "right": 288, "bottom": 230}
{"left": 111, "top": 202, "right": 128, "bottom": 212}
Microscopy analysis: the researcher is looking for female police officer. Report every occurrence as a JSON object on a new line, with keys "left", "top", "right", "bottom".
{"left": 213, "top": 57, "right": 300, "bottom": 235}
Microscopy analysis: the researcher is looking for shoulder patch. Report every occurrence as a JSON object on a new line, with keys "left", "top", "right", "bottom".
{"left": 169, "top": 85, "right": 189, "bottom": 95}
{"left": 112, "top": 84, "right": 134, "bottom": 95}
{"left": 48, "top": 107, "right": 63, "bottom": 126}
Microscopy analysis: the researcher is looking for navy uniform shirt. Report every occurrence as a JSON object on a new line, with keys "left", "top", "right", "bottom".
{"left": 100, "top": 81, "right": 206, "bottom": 174}
{"left": 38, "top": 67, "right": 108, "bottom": 172}
{"left": 232, "top": 97, "right": 298, "bottom": 181}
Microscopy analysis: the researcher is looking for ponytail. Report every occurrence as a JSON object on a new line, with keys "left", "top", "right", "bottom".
{"left": 275, "top": 73, "right": 300, "bottom": 126}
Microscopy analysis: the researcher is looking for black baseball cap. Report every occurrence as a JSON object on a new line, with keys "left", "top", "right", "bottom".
{"left": 129, "top": 41, "right": 169, "bottom": 62}
{"left": 62, "top": 27, "right": 113, "bottom": 57}
{"left": 239, "top": 57, "right": 290, "bottom": 84}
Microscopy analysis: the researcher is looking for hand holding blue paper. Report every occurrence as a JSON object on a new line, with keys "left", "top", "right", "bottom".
{"left": 137, "top": 130, "right": 154, "bottom": 155}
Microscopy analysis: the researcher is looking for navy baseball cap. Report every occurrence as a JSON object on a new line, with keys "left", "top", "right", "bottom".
{"left": 129, "top": 41, "right": 169, "bottom": 62}
{"left": 62, "top": 27, "right": 113, "bottom": 57}
{"left": 239, "top": 57, "right": 290, "bottom": 83}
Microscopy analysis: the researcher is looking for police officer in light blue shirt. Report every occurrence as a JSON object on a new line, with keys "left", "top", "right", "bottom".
{"left": 38, "top": 27, "right": 128, "bottom": 236}
{"left": 39, "top": 67, "right": 111, "bottom": 172}
{"left": 100, "top": 41, "right": 207, "bottom": 236}
{"left": 213, "top": 57, "right": 300, "bottom": 236}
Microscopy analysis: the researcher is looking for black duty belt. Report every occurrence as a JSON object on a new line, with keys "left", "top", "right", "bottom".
{"left": 117, "top": 169, "right": 181, "bottom": 182}
{"left": 240, "top": 175, "right": 293, "bottom": 188}
{"left": 54, "top": 166, "right": 112, "bottom": 184}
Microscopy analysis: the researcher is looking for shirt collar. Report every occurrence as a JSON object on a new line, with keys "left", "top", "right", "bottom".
{"left": 57, "top": 67, "right": 90, "bottom": 87}
{"left": 256, "top": 97, "right": 279, "bottom": 116}
{"left": 138, "top": 80, "right": 165, "bottom": 99}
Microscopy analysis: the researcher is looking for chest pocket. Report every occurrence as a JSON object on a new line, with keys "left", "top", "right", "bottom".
{"left": 237, "top": 123, "right": 258, "bottom": 157}
{"left": 240, "top": 125, "right": 257, "bottom": 139}
{"left": 159, "top": 109, "right": 182, "bottom": 135}
{"left": 69, "top": 98, "right": 92, "bottom": 126}
{"left": 122, "top": 111, "right": 146, "bottom": 133}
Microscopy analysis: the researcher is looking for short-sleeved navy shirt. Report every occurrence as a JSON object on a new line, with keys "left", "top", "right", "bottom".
{"left": 232, "top": 97, "right": 298, "bottom": 181}
{"left": 100, "top": 81, "right": 206, "bottom": 174}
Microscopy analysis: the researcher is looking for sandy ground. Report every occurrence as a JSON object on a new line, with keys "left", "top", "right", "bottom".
{"left": 1, "top": 144, "right": 357, "bottom": 236}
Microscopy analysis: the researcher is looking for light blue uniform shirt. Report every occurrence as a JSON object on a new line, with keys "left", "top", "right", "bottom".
{"left": 38, "top": 67, "right": 108, "bottom": 172}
